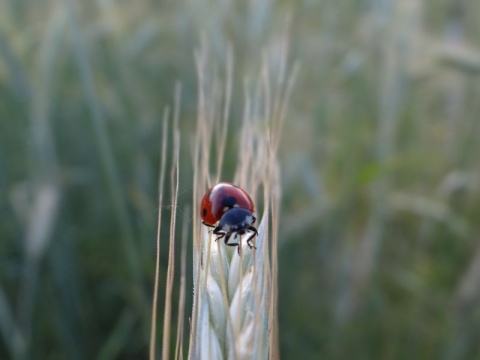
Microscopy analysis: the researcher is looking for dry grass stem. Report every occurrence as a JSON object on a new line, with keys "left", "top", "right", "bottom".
{"left": 161, "top": 85, "right": 182, "bottom": 360}
{"left": 174, "top": 206, "right": 190, "bottom": 360}
{"left": 149, "top": 110, "right": 169, "bottom": 360}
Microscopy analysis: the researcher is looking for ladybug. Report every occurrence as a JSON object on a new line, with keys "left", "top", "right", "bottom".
{"left": 200, "top": 182, "right": 258, "bottom": 252}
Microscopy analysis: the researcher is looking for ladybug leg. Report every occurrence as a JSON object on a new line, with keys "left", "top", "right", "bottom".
{"left": 223, "top": 232, "right": 241, "bottom": 253}
{"left": 223, "top": 233, "right": 239, "bottom": 247}
{"left": 202, "top": 221, "right": 216, "bottom": 232}
{"left": 212, "top": 226, "right": 225, "bottom": 242}
{"left": 246, "top": 226, "right": 258, "bottom": 249}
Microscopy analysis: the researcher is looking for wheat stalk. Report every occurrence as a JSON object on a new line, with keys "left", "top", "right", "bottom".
{"left": 187, "top": 39, "right": 297, "bottom": 360}
{"left": 150, "top": 86, "right": 181, "bottom": 360}
{"left": 148, "top": 37, "right": 296, "bottom": 360}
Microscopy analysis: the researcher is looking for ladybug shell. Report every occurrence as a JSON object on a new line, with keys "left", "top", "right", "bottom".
{"left": 200, "top": 182, "right": 255, "bottom": 225}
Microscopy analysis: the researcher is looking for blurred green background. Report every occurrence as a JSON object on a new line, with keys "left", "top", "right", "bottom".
{"left": 2, "top": 0, "right": 480, "bottom": 359}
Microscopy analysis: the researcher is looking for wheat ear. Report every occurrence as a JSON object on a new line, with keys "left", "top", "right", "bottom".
{"left": 188, "top": 40, "right": 296, "bottom": 360}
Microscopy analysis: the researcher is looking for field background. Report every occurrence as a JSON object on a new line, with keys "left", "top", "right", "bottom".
{"left": 2, "top": 0, "right": 480, "bottom": 359}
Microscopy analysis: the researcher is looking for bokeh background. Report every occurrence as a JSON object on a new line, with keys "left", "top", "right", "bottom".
{"left": 2, "top": 0, "right": 480, "bottom": 359}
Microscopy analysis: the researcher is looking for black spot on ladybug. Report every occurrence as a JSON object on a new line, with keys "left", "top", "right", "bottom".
{"left": 221, "top": 196, "right": 237, "bottom": 209}
{"left": 202, "top": 208, "right": 207, "bottom": 216}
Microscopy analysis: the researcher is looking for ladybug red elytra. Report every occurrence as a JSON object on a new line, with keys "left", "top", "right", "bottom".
{"left": 200, "top": 182, "right": 258, "bottom": 252}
